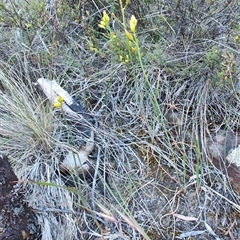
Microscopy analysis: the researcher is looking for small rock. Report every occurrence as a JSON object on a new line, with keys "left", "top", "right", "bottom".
{"left": 206, "top": 132, "right": 240, "bottom": 194}
{"left": 165, "top": 109, "right": 183, "bottom": 126}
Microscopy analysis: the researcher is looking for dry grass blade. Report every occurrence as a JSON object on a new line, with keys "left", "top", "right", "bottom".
{"left": 1, "top": 0, "right": 240, "bottom": 239}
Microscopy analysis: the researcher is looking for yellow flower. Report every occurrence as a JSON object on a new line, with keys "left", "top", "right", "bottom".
{"left": 235, "top": 35, "right": 239, "bottom": 42}
{"left": 54, "top": 102, "right": 63, "bottom": 108}
{"left": 125, "top": 30, "right": 133, "bottom": 41}
{"left": 54, "top": 95, "right": 65, "bottom": 108}
{"left": 131, "top": 46, "right": 136, "bottom": 52}
{"left": 119, "top": 55, "right": 129, "bottom": 63}
{"left": 103, "top": 11, "right": 110, "bottom": 23}
{"left": 125, "top": 54, "right": 129, "bottom": 63}
{"left": 57, "top": 95, "right": 65, "bottom": 103}
{"left": 89, "top": 42, "right": 98, "bottom": 52}
{"left": 99, "top": 11, "right": 110, "bottom": 29}
{"left": 99, "top": 21, "right": 106, "bottom": 29}
{"left": 25, "top": 23, "right": 32, "bottom": 29}
{"left": 130, "top": 15, "right": 137, "bottom": 33}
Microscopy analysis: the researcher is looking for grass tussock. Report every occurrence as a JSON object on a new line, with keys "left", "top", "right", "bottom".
{"left": 0, "top": 0, "right": 240, "bottom": 239}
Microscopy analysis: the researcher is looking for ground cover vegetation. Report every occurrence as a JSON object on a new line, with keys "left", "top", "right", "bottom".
{"left": 0, "top": 0, "right": 240, "bottom": 239}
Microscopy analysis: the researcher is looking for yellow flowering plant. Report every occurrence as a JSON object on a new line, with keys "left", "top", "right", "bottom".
{"left": 96, "top": 1, "right": 142, "bottom": 67}
{"left": 98, "top": 11, "right": 110, "bottom": 29}
{"left": 53, "top": 95, "right": 65, "bottom": 108}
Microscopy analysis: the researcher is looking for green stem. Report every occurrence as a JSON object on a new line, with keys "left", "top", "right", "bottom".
{"left": 119, "top": 0, "right": 133, "bottom": 62}
{"left": 133, "top": 32, "right": 161, "bottom": 137}
{"left": 119, "top": 0, "right": 126, "bottom": 27}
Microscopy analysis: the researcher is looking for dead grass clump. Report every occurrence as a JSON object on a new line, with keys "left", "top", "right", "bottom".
{"left": 1, "top": 0, "right": 240, "bottom": 239}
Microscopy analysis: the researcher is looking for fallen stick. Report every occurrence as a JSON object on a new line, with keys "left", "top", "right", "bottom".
{"left": 36, "top": 78, "right": 94, "bottom": 174}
